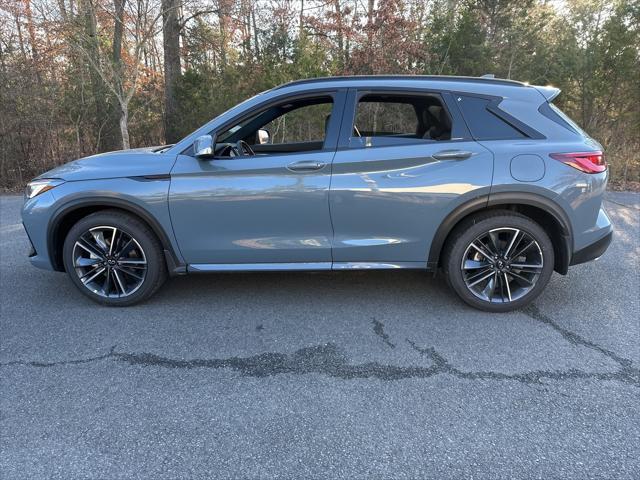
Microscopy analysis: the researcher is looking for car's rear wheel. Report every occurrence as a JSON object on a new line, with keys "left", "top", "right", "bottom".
{"left": 62, "top": 210, "right": 166, "bottom": 306}
{"left": 443, "top": 211, "right": 554, "bottom": 312}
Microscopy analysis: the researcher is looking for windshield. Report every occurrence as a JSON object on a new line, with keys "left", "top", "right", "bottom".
{"left": 170, "top": 90, "right": 270, "bottom": 151}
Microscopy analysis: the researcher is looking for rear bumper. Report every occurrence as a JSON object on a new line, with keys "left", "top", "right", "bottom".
{"left": 570, "top": 229, "right": 613, "bottom": 266}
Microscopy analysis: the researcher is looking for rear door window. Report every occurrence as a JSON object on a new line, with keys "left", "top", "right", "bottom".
{"left": 351, "top": 93, "right": 453, "bottom": 147}
{"left": 355, "top": 101, "right": 419, "bottom": 138}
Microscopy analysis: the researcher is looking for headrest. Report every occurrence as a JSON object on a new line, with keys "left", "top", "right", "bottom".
{"left": 427, "top": 105, "right": 451, "bottom": 129}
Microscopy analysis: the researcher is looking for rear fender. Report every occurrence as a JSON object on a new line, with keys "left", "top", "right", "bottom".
{"left": 428, "top": 192, "right": 572, "bottom": 274}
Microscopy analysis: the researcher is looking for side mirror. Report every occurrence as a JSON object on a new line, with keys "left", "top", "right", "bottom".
{"left": 194, "top": 134, "right": 216, "bottom": 158}
{"left": 257, "top": 128, "right": 271, "bottom": 145}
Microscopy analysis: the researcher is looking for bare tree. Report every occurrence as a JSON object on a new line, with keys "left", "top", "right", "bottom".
{"left": 70, "top": 0, "right": 168, "bottom": 149}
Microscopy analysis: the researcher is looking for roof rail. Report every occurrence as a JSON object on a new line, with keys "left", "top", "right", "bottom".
{"left": 274, "top": 75, "right": 526, "bottom": 89}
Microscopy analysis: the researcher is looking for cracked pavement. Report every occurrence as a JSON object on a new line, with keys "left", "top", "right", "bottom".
{"left": 1, "top": 193, "right": 639, "bottom": 479}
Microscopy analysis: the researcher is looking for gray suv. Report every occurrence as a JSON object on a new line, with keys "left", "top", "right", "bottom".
{"left": 22, "top": 75, "right": 613, "bottom": 311}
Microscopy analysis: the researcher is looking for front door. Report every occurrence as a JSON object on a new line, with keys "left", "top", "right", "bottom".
{"left": 329, "top": 89, "right": 494, "bottom": 266}
{"left": 169, "top": 91, "right": 345, "bottom": 268}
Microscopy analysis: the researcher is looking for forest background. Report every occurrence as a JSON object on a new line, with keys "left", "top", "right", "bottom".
{"left": 1, "top": 0, "right": 638, "bottom": 190}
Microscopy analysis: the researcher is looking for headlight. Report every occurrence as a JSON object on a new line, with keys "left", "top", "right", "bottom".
{"left": 25, "top": 178, "right": 65, "bottom": 199}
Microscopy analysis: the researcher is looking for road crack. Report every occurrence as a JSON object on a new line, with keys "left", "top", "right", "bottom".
{"left": 405, "top": 340, "right": 638, "bottom": 386}
{"left": 1, "top": 338, "right": 637, "bottom": 386}
{"left": 522, "top": 304, "right": 639, "bottom": 385}
{"left": 372, "top": 318, "right": 396, "bottom": 349}
{"left": 1, "top": 305, "right": 636, "bottom": 386}
{"left": 0, "top": 347, "right": 117, "bottom": 368}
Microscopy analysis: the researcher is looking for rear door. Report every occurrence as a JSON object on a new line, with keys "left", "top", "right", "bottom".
{"left": 329, "top": 88, "right": 493, "bottom": 267}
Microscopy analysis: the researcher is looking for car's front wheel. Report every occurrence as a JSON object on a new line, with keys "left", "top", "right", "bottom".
{"left": 443, "top": 211, "right": 554, "bottom": 312}
{"left": 62, "top": 210, "right": 166, "bottom": 306}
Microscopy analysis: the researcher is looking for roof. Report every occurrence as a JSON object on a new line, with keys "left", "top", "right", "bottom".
{"left": 274, "top": 75, "right": 526, "bottom": 90}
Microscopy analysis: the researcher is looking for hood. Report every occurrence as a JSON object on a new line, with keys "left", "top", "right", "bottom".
{"left": 38, "top": 147, "right": 176, "bottom": 182}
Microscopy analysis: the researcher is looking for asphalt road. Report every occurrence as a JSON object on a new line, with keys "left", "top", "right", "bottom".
{"left": 1, "top": 192, "right": 639, "bottom": 479}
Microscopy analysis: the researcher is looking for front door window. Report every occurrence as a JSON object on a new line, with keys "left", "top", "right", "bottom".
{"left": 216, "top": 97, "right": 334, "bottom": 155}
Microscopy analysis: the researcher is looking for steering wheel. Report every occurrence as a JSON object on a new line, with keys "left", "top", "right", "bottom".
{"left": 234, "top": 140, "right": 255, "bottom": 156}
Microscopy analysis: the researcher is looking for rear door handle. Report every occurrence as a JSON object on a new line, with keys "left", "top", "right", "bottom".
{"left": 432, "top": 150, "right": 473, "bottom": 161}
{"left": 287, "top": 160, "right": 326, "bottom": 172}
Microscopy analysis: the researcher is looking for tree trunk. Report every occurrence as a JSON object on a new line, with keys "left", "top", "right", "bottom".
{"left": 80, "top": 0, "right": 116, "bottom": 151}
{"left": 162, "top": 0, "right": 182, "bottom": 143}
{"left": 366, "top": 0, "right": 375, "bottom": 74}
{"left": 23, "top": 0, "right": 39, "bottom": 65}
{"left": 119, "top": 102, "right": 130, "bottom": 150}
{"left": 113, "top": 0, "right": 125, "bottom": 65}
{"left": 217, "top": 0, "right": 232, "bottom": 69}
{"left": 0, "top": 38, "right": 5, "bottom": 72}
{"left": 112, "top": 0, "right": 127, "bottom": 149}
{"left": 300, "top": 0, "right": 304, "bottom": 33}
{"left": 332, "top": 1, "right": 347, "bottom": 71}
{"left": 251, "top": 4, "right": 260, "bottom": 60}
{"left": 15, "top": 14, "right": 27, "bottom": 60}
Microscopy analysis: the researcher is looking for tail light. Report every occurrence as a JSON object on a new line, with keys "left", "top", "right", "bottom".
{"left": 550, "top": 151, "right": 606, "bottom": 173}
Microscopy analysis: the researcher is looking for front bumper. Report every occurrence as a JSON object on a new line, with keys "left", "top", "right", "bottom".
{"left": 22, "top": 190, "right": 58, "bottom": 271}
{"left": 23, "top": 223, "right": 37, "bottom": 257}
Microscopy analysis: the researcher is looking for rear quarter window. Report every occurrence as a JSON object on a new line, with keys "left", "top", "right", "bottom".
{"left": 539, "top": 102, "right": 590, "bottom": 137}
{"left": 456, "top": 95, "right": 526, "bottom": 140}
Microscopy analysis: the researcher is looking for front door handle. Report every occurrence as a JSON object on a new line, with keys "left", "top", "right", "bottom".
{"left": 287, "top": 160, "right": 326, "bottom": 172}
{"left": 432, "top": 150, "right": 473, "bottom": 161}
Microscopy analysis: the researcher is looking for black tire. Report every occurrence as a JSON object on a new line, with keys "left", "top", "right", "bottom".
{"left": 442, "top": 210, "right": 554, "bottom": 312}
{"left": 62, "top": 209, "right": 167, "bottom": 306}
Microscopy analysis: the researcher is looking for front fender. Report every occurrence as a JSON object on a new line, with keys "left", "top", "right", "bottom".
{"left": 45, "top": 177, "right": 184, "bottom": 271}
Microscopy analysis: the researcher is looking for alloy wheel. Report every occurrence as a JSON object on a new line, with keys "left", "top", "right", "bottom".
{"left": 461, "top": 227, "right": 544, "bottom": 304}
{"left": 72, "top": 226, "right": 147, "bottom": 298}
